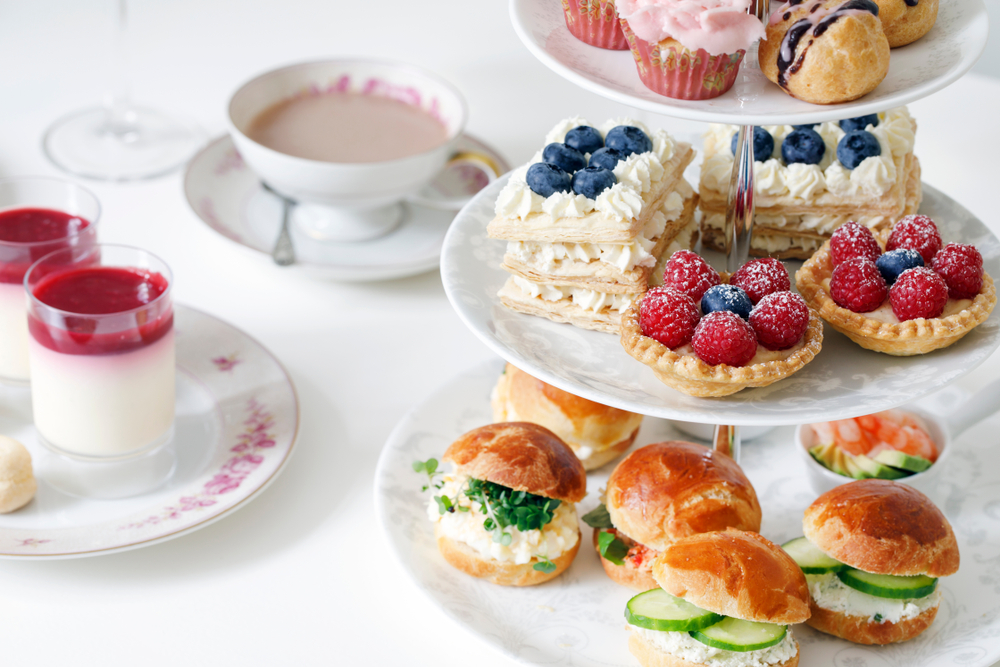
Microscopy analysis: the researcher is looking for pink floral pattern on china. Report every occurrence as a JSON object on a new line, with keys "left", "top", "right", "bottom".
{"left": 212, "top": 353, "right": 242, "bottom": 372}
{"left": 121, "top": 398, "right": 276, "bottom": 530}
{"left": 214, "top": 148, "right": 245, "bottom": 176}
{"left": 290, "top": 75, "right": 446, "bottom": 125}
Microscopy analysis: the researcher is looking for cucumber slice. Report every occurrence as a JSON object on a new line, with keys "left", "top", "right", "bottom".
{"left": 781, "top": 537, "right": 846, "bottom": 574}
{"left": 873, "top": 450, "right": 933, "bottom": 473}
{"left": 837, "top": 568, "right": 937, "bottom": 599}
{"left": 854, "top": 454, "right": 912, "bottom": 480}
{"left": 690, "top": 617, "right": 787, "bottom": 652}
{"left": 625, "top": 589, "right": 723, "bottom": 632}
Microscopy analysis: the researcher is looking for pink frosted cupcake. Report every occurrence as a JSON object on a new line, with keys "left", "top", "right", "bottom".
{"left": 617, "top": 0, "right": 765, "bottom": 100}
{"left": 562, "top": 0, "right": 630, "bottom": 50}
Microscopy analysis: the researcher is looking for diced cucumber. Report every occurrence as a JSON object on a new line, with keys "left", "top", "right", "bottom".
{"left": 625, "top": 589, "right": 723, "bottom": 632}
{"left": 781, "top": 537, "right": 846, "bottom": 574}
{"left": 873, "top": 450, "right": 933, "bottom": 473}
{"left": 854, "top": 454, "right": 911, "bottom": 480}
{"left": 690, "top": 617, "right": 787, "bottom": 652}
{"left": 837, "top": 568, "right": 937, "bottom": 599}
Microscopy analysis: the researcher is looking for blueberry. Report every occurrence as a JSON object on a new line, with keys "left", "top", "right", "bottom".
{"left": 836, "top": 130, "right": 882, "bottom": 169}
{"left": 730, "top": 127, "right": 775, "bottom": 162}
{"left": 839, "top": 114, "right": 880, "bottom": 132}
{"left": 604, "top": 126, "right": 652, "bottom": 156}
{"left": 542, "top": 143, "right": 587, "bottom": 173}
{"left": 781, "top": 128, "right": 825, "bottom": 165}
{"left": 793, "top": 124, "right": 818, "bottom": 129}
{"left": 571, "top": 167, "right": 617, "bottom": 199}
{"left": 589, "top": 147, "right": 627, "bottom": 170}
{"left": 700, "top": 284, "right": 753, "bottom": 320}
{"left": 526, "top": 162, "right": 572, "bottom": 197}
{"left": 564, "top": 126, "right": 604, "bottom": 155}
{"left": 875, "top": 248, "right": 923, "bottom": 285}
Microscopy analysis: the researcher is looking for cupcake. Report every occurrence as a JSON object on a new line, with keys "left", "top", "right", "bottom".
{"left": 562, "top": 0, "right": 630, "bottom": 50}
{"left": 617, "top": 0, "right": 765, "bottom": 100}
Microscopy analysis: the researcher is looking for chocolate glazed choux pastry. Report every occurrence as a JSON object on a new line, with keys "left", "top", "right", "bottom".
{"left": 759, "top": 0, "right": 890, "bottom": 104}
{"left": 873, "top": 0, "right": 938, "bottom": 47}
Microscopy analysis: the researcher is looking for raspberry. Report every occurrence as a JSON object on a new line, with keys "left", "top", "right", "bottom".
{"left": 730, "top": 258, "right": 791, "bottom": 304}
{"left": 691, "top": 311, "right": 758, "bottom": 367}
{"left": 830, "top": 221, "right": 882, "bottom": 267}
{"left": 749, "top": 292, "right": 810, "bottom": 350}
{"left": 660, "top": 250, "right": 720, "bottom": 302}
{"left": 639, "top": 287, "right": 700, "bottom": 349}
{"left": 932, "top": 243, "right": 983, "bottom": 299}
{"left": 890, "top": 267, "right": 948, "bottom": 321}
{"left": 830, "top": 257, "right": 888, "bottom": 313}
{"left": 887, "top": 215, "right": 942, "bottom": 264}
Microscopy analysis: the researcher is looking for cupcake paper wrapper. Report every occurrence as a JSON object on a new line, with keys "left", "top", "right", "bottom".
{"left": 621, "top": 20, "right": 745, "bottom": 100}
{"left": 562, "top": 0, "right": 629, "bottom": 51}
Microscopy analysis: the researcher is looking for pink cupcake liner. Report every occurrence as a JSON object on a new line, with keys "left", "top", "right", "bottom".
{"left": 620, "top": 20, "right": 745, "bottom": 100}
{"left": 562, "top": 0, "right": 629, "bottom": 51}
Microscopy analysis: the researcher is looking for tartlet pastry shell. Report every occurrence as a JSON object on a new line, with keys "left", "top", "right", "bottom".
{"left": 795, "top": 230, "right": 997, "bottom": 356}
{"left": 619, "top": 287, "right": 824, "bottom": 397}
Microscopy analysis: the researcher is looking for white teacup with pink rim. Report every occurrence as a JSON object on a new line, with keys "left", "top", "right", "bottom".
{"left": 227, "top": 59, "right": 477, "bottom": 242}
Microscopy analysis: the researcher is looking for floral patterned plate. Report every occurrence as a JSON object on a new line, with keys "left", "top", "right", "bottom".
{"left": 375, "top": 359, "right": 1000, "bottom": 667}
{"left": 0, "top": 306, "right": 298, "bottom": 559}
{"left": 441, "top": 176, "right": 1000, "bottom": 425}
{"left": 510, "top": 0, "right": 989, "bottom": 126}
{"left": 184, "top": 134, "right": 508, "bottom": 282}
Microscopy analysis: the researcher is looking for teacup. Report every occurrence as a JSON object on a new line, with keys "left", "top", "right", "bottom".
{"left": 228, "top": 59, "right": 474, "bottom": 242}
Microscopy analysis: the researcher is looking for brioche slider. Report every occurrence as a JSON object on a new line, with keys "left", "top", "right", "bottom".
{"left": 783, "top": 479, "right": 959, "bottom": 644}
{"left": 625, "top": 529, "right": 810, "bottom": 667}
{"left": 583, "top": 441, "right": 762, "bottom": 590}
{"left": 492, "top": 363, "right": 643, "bottom": 470}
{"left": 422, "top": 422, "right": 587, "bottom": 586}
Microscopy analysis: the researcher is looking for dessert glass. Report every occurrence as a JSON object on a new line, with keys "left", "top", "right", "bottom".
{"left": 25, "top": 244, "right": 176, "bottom": 498}
{"left": 0, "top": 177, "right": 99, "bottom": 385}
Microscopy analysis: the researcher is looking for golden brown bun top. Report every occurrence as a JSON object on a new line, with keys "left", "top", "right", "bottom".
{"left": 443, "top": 422, "right": 587, "bottom": 503}
{"left": 496, "top": 364, "right": 643, "bottom": 454}
{"left": 803, "top": 479, "right": 959, "bottom": 577}
{"left": 652, "top": 529, "right": 811, "bottom": 624}
{"left": 606, "top": 441, "right": 762, "bottom": 550}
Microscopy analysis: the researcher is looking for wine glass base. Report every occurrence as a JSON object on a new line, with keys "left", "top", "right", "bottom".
{"left": 43, "top": 106, "right": 204, "bottom": 182}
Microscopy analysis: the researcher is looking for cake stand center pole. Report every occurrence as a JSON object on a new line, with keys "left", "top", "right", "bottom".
{"left": 724, "top": 124, "right": 756, "bottom": 272}
{"left": 712, "top": 424, "right": 741, "bottom": 462}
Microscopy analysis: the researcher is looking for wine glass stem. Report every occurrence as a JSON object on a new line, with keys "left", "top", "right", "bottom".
{"left": 106, "top": 0, "right": 137, "bottom": 139}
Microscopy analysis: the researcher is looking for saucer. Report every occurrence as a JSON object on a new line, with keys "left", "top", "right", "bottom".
{"left": 0, "top": 305, "right": 298, "bottom": 559}
{"left": 184, "top": 134, "right": 509, "bottom": 282}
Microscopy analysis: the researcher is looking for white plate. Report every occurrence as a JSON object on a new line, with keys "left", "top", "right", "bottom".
{"left": 510, "top": 0, "right": 988, "bottom": 125}
{"left": 440, "top": 175, "right": 1000, "bottom": 425}
{"left": 0, "top": 305, "right": 298, "bottom": 559}
{"left": 183, "top": 134, "right": 509, "bottom": 282}
{"left": 375, "top": 359, "right": 1000, "bottom": 667}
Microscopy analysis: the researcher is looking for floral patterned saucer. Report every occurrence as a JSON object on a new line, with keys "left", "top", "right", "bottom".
{"left": 0, "top": 306, "right": 298, "bottom": 559}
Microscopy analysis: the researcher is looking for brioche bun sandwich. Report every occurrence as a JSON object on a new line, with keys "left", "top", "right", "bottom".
{"left": 583, "top": 441, "right": 762, "bottom": 590}
{"left": 492, "top": 364, "right": 643, "bottom": 470}
{"left": 625, "top": 529, "right": 810, "bottom": 667}
{"left": 782, "top": 479, "right": 959, "bottom": 644}
{"left": 416, "top": 422, "right": 587, "bottom": 586}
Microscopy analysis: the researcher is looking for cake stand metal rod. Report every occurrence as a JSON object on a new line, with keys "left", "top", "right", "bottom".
{"left": 712, "top": 424, "right": 741, "bottom": 462}
{"left": 724, "top": 125, "right": 757, "bottom": 272}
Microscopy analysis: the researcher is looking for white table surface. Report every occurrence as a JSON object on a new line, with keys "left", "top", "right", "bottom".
{"left": 1, "top": 1, "right": 998, "bottom": 664}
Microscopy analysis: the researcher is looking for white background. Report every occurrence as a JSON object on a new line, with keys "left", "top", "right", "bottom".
{"left": 0, "top": 1, "right": 998, "bottom": 664}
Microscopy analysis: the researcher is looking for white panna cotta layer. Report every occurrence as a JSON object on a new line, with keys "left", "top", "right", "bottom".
{"left": 806, "top": 572, "right": 941, "bottom": 624}
{"left": 29, "top": 331, "right": 175, "bottom": 457}
{"left": 630, "top": 626, "right": 797, "bottom": 667}
{"left": 0, "top": 282, "right": 30, "bottom": 382}
{"left": 427, "top": 473, "right": 579, "bottom": 565}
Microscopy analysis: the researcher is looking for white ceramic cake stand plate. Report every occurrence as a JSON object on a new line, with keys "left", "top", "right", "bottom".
{"left": 441, "top": 175, "right": 1000, "bottom": 425}
{"left": 510, "top": 0, "right": 988, "bottom": 126}
{"left": 375, "top": 359, "right": 1000, "bottom": 667}
{"left": 0, "top": 305, "right": 298, "bottom": 559}
{"left": 184, "top": 134, "right": 509, "bottom": 282}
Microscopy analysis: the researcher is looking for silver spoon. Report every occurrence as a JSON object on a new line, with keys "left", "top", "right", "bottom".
{"left": 261, "top": 181, "right": 295, "bottom": 266}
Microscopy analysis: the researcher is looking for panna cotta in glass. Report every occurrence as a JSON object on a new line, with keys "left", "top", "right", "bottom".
{"left": 0, "top": 178, "right": 99, "bottom": 385}
{"left": 25, "top": 245, "right": 174, "bottom": 458}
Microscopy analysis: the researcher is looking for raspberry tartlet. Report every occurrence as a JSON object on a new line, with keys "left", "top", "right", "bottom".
{"left": 620, "top": 254, "right": 823, "bottom": 397}
{"left": 796, "top": 216, "right": 997, "bottom": 356}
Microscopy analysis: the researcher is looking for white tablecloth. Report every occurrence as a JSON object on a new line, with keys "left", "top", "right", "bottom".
{"left": 1, "top": 1, "right": 997, "bottom": 664}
